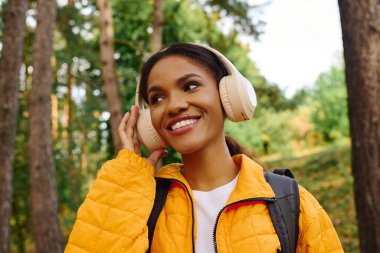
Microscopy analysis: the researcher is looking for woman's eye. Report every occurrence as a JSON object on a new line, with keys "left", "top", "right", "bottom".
{"left": 149, "top": 96, "right": 164, "bottom": 105}
{"left": 184, "top": 82, "right": 199, "bottom": 91}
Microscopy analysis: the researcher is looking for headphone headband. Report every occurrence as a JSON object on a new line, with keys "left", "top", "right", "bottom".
{"left": 135, "top": 78, "right": 144, "bottom": 107}
{"left": 195, "top": 44, "right": 257, "bottom": 120}
{"left": 196, "top": 44, "right": 238, "bottom": 76}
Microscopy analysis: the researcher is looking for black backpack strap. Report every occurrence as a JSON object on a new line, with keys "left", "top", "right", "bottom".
{"left": 264, "top": 170, "right": 300, "bottom": 253}
{"left": 147, "top": 178, "right": 171, "bottom": 253}
{"left": 272, "top": 168, "right": 295, "bottom": 179}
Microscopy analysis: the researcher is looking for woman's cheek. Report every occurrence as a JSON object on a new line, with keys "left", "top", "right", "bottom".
{"left": 150, "top": 109, "right": 164, "bottom": 135}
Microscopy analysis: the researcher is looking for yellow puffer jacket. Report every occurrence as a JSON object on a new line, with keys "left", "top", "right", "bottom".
{"left": 65, "top": 150, "right": 343, "bottom": 253}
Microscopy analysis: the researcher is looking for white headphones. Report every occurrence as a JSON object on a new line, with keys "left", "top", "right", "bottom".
{"left": 135, "top": 44, "right": 257, "bottom": 152}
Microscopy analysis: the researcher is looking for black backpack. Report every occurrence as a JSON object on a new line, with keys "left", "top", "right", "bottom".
{"left": 147, "top": 168, "right": 300, "bottom": 253}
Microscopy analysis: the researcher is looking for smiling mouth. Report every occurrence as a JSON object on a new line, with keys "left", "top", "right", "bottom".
{"left": 168, "top": 117, "right": 200, "bottom": 131}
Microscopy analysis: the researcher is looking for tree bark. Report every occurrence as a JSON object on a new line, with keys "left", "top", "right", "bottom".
{"left": 151, "top": 0, "right": 164, "bottom": 54}
{"left": 97, "top": 0, "right": 124, "bottom": 153}
{"left": 0, "top": 0, "right": 28, "bottom": 252}
{"left": 28, "top": 0, "right": 63, "bottom": 252}
{"left": 338, "top": 0, "right": 380, "bottom": 252}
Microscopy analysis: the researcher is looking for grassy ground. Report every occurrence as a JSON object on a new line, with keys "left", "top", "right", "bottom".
{"left": 260, "top": 144, "right": 358, "bottom": 252}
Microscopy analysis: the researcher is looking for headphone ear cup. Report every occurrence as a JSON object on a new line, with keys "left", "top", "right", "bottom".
{"left": 136, "top": 108, "right": 168, "bottom": 152}
{"left": 219, "top": 75, "right": 257, "bottom": 122}
{"left": 219, "top": 76, "right": 237, "bottom": 121}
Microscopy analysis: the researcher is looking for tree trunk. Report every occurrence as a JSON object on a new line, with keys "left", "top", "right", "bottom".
{"left": 151, "top": 0, "right": 164, "bottom": 53}
{"left": 0, "top": 0, "right": 28, "bottom": 252}
{"left": 97, "top": 0, "right": 124, "bottom": 153}
{"left": 28, "top": 0, "right": 63, "bottom": 252}
{"left": 52, "top": 93, "right": 59, "bottom": 140}
{"left": 65, "top": 64, "right": 79, "bottom": 205}
{"left": 338, "top": 0, "right": 380, "bottom": 252}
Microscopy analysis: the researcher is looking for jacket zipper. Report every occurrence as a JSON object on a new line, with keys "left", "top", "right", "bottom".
{"left": 212, "top": 197, "right": 277, "bottom": 253}
{"left": 157, "top": 178, "right": 196, "bottom": 253}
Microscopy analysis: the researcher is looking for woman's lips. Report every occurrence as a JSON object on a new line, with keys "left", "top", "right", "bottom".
{"left": 166, "top": 116, "right": 200, "bottom": 136}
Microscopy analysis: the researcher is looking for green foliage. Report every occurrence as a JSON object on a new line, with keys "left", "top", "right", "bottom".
{"left": 11, "top": 93, "right": 32, "bottom": 253}
{"left": 0, "top": 1, "right": 4, "bottom": 40}
{"left": 204, "top": 0, "right": 266, "bottom": 38}
{"left": 288, "top": 87, "right": 312, "bottom": 109}
{"left": 56, "top": 1, "right": 100, "bottom": 62}
{"left": 264, "top": 144, "right": 358, "bottom": 252}
{"left": 225, "top": 119, "right": 262, "bottom": 154}
{"left": 310, "top": 66, "right": 349, "bottom": 143}
{"left": 255, "top": 81, "right": 293, "bottom": 112}
{"left": 225, "top": 103, "right": 323, "bottom": 157}
{"left": 163, "top": 0, "right": 209, "bottom": 43}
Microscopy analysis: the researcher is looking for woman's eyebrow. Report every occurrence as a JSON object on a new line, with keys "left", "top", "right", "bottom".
{"left": 177, "top": 73, "right": 201, "bottom": 84}
{"left": 147, "top": 85, "right": 162, "bottom": 96}
{"left": 147, "top": 73, "right": 202, "bottom": 96}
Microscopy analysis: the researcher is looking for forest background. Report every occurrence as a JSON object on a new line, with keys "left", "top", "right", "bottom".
{"left": 0, "top": 0, "right": 359, "bottom": 252}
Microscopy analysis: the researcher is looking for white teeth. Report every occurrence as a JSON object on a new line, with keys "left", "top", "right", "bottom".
{"left": 171, "top": 119, "right": 197, "bottom": 131}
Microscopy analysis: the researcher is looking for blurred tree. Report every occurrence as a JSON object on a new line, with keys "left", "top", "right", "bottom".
{"left": 28, "top": 0, "right": 63, "bottom": 252}
{"left": 288, "top": 88, "right": 311, "bottom": 109}
{"left": 310, "top": 66, "right": 349, "bottom": 143}
{"left": 0, "top": 0, "right": 28, "bottom": 251}
{"left": 254, "top": 80, "right": 292, "bottom": 112}
{"left": 53, "top": 1, "right": 110, "bottom": 240}
{"left": 338, "top": 0, "right": 380, "bottom": 251}
{"left": 54, "top": 0, "right": 91, "bottom": 214}
{"left": 11, "top": 90, "right": 31, "bottom": 253}
{"left": 151, "top": 0, "right": 164, "bottom": 53}
{"left": 9, "top": 4, "right": 36, "bottom": 249}
{"left": 97, "top": 0, "right": 123, "bottom": 153}
{"left": 204, "top": 0, "right": 266, "bottom": 38}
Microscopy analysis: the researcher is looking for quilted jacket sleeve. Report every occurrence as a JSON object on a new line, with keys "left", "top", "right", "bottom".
{"left": 297, "top": 185, "right": 344, "bottom": 253}
{"left": 65, "top": 150, "right": 156, "bottom": 253}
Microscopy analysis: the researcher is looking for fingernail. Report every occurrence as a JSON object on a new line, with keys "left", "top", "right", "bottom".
{"left": 124, "top": 112, "right": 130, "bottom": 122}
{"left": 130, "top": 105, "right": 134, "bottom": 111}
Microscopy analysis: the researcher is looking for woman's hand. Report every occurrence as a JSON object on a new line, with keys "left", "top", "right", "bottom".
{"left": 118, "top": 105, "right": 167, "bottom": 167}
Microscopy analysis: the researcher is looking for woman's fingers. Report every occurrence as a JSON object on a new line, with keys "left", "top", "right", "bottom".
{"left": 146, "top": 149, "right": 168, "bottom": 167}
{"left": 117, "top": 106, "right": 168, "bottom": 168}
{"left": 126, "top": 105, "right": 139, "bottom": 138}
{"left": 118, "top": 105, "right": 165, "bottom": 165}
{"left": 118, "top": 112, "right": 130, "bottom": 134}
{"left": 133, "top": 131, "right": 141, "bottom": 156}
{"left": 118, "top": 112, "right": 132, "bottom": 150}
{"left": 118, "top": 106, "right": 140, "bottom": 152}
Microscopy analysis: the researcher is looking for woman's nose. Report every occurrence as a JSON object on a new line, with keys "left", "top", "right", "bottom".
{"left": 166, "top": 94, "right": 189, "bottom": 115}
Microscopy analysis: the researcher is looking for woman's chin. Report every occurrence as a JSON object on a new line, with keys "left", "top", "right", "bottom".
{"left": 170, "top": 142, "right": 202, "bottom": 156}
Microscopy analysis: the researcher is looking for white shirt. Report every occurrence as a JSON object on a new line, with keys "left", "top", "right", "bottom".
{"left": 192, "top": 175, "right": 239, "bottom": 253}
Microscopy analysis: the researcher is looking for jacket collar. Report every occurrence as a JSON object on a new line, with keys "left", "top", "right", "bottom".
{"left": 155, "top": 154, "right": 275, "bottom": 202}
{"left": 227, "top": 154, "right": 275, "bottom": 203}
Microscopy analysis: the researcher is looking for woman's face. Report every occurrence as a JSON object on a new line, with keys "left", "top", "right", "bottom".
{"left": 146, "top": 55, "right": 225, "bottom": 155}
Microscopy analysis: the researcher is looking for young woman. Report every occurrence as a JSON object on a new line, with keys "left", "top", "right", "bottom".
{"left": 65, "top": 43, "right": 343, "bottom": 253}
